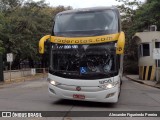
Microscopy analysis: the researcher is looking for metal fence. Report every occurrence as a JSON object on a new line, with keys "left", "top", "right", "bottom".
{"left": 3, "top": 68, "right": 48, "bottom": 82}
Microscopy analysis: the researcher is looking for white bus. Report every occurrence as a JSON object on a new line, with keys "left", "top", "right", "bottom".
{"left": 39, "top": 7, "right": 125, "bottom": 103}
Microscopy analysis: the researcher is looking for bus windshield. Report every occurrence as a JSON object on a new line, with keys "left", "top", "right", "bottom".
{"left": 49, "top": 42, "right": 119, "bottom": 79}
{"left": 53, "top": 10, "right": 118, "bottom": 37}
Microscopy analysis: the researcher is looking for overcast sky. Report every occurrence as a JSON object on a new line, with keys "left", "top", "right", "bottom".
{"left": 33, "top": 0, "right": 145, "bottom": 9}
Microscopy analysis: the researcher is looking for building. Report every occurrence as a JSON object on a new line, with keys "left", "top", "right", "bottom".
{"left": 132, "top": 25, "right": 160, "bottom": 81}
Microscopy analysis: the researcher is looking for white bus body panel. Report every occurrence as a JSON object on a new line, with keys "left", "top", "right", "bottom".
{"left": 48, "top": 73, "right": 120, "bottom": 103}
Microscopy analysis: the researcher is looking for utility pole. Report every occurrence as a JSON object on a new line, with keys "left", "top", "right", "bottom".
{"left": 0, "top": 54, "right": 4, "bottom": 82}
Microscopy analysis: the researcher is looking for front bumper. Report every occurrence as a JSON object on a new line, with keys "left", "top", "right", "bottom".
{"left": 48, "top": 83, "right": 119, "bottom": 103}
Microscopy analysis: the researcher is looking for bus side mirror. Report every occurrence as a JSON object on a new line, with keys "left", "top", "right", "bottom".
{"left": 39, "top": 35, "right": 51, "bottom": 54}
{"left": 116, "top": 32, "right": 125, "bottom": 54}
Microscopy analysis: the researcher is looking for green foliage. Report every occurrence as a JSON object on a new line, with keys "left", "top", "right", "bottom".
{"left": 117, "top": 0, "right": 160, "bottom": 73}
{"left": 0, "top": 41, "right": 4, "bottom": 54}
{"left": 0, "top": 0, "right": 23, "bottom": 12}
{"left": 0, "top": 12, "right": 5, "bottom": 54}
{"left": 134, "top": 0, "right": 160, "bottom": 31}
{"left": 0, "top": 0, "right": 71, "bottom": 69}
{"left": 116, "top": 0, "right": 141, "bottom": 73}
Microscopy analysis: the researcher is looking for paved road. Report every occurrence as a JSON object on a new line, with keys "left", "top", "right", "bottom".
{"left": 0, "top": 77, "right": 160, "bottom": 120}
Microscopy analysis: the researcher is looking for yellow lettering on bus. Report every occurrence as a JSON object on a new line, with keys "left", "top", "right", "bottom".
{"left": 50, "top": 33, "right": 120, "bottom": 44}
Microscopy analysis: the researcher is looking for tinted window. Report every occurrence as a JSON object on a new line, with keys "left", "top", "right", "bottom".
{"left": 53, "top": 10, "right": 118, "bottom": 37}
{"left": 139, "top": 43, "right": 150, "bottom": 57}
{"left": 143, "top": 44, "right": 150, "bottom": 56}
{"left": 155, "top": 42, "right": 160, "bottom": 48}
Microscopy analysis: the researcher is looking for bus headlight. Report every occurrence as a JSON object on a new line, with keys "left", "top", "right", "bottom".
{"left": 106, "top": 83, "right": 114, "bottom": 89}
{"left": 47, "top": 78, "right": 60, "bottom": 86}
{"left": 99, "top": 81, "right": 119, "bottom": 89}
{"left": 50, "top": 80, "right": 56, "bottom": 85}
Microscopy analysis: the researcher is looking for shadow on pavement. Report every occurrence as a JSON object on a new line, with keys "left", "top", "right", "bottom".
{"left": 53, "top": 99, "right": 117, "bottom": 108}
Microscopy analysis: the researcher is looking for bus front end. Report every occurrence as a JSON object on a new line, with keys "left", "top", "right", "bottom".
{"left": 39, "top": 7, "right": 125, "bottom": 103}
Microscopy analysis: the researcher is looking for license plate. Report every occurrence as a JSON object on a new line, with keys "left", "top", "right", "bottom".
{"left": 73, "top": 94, "right": 85, "bottom": 99}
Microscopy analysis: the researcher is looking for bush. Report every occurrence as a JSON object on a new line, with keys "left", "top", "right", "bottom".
{"left": 124, "top": 60, "right": 139, "bottom": 74}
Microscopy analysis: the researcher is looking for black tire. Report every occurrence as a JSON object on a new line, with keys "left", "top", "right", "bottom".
{"left": 118, "top": 81, "right": 122, "bottom": 98}
{"left": 120, "top": 80, "right": 122, "bottom": 85}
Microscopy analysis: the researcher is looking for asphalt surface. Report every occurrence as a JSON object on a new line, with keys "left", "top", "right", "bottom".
{"left": 0, "top": 77, "right": 160, "bottom": 120}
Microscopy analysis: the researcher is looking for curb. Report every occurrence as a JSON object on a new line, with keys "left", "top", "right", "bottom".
{"left": 125, "top": 75, "right": 160, "bottom": 89}
{"left": 0, "top": 74, "right": 48, "bottom": 86}
{"left": 125, "top": 76, "right": 144, "bottom": 84}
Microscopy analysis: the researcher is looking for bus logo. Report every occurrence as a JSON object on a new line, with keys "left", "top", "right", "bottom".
{"left": 76, "top": 86, "right": 81, "bottom": 91}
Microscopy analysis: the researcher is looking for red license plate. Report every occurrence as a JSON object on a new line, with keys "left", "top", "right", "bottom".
{"left": 73, "top": 94, "right": 85, "bottom": 99}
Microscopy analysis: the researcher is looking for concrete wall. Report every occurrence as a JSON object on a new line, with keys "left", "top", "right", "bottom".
{"left": 134, "top": 31, "right": 160, "bottom": 43}
{"left": 3, "top": 70, "right": 32, "bottom": 80}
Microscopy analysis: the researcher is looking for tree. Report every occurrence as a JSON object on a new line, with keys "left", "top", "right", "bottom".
{"left": 0, "top": 0, "right": 23, "bottom": 12}
{"left": 0, "top": 12, "right": 5, "bottom": 54}
{"left": 0, "top": 0, "right": 72, "bottom": 69}
{"left": 133, "top": 0, "right": 160, "bottom": 31}
{"left": 116, "top": 0, "right": 160, "bottom": 73}
{"left": 116, "top": 0, "right": 142, "bottom": 73}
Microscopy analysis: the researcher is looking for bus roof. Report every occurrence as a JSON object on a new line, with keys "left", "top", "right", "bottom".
{"left": 57, "top": 6, "right": 119, "bottom": 15}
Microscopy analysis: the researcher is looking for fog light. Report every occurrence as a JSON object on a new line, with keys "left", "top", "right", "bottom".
{"left": 106, "top": 92, "right": 115, "bottom": 98}
{"left": 49, "top": 88, "right": 56, "bottom": 94}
